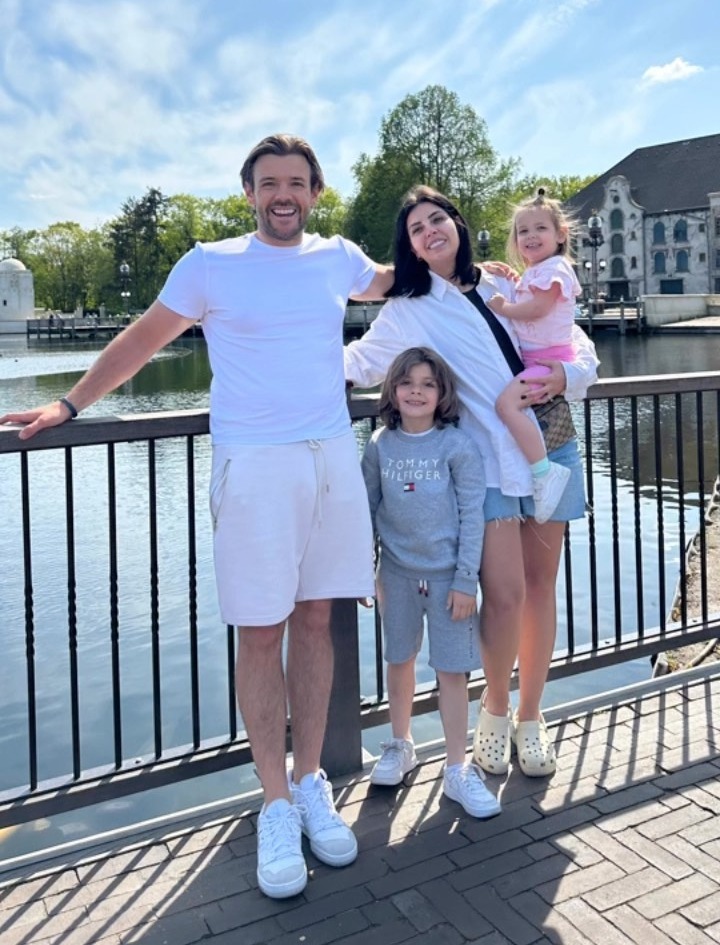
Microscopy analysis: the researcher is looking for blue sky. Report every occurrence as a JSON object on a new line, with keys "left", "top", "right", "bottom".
{"left": 1, "top": 0, "right": 718, "bottom": 232}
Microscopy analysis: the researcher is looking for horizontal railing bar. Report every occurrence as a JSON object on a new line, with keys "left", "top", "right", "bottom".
{"left": 360, "top": 615, "right": 720, "bottom": 729}
{"left": 3, "top": 372, "right": 720, "bottom": 455}
{"left": 0, "top": 409, "right": 209, "bottom": 454}
{"left": 0, "top": 737, "right": 255, "bottom": 829}
{"left": 350, "top": 373, "right": 720, "bottom": 413}
{"left": 585, "top": 372, "right": 720, "bottom": 400}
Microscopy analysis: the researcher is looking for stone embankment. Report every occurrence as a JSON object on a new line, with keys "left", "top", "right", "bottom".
{"left": 660, "top": 475, "right": 720, "bottom": 671}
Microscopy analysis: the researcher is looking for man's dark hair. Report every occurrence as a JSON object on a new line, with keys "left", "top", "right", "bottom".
{"left": 240, "top": 134, "right": 325, "bottom": 193}
{"left": 387, "top": 185, "right": 479, "bottom": 298}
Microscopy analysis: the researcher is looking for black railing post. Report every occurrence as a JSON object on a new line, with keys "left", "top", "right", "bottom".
{"left": 321, "top": 599, "right": 363, "bottom": 777}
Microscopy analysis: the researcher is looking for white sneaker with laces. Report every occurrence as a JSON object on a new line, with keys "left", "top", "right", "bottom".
{"left": 532, "top": 461, "right": 571, "bottom": 524}
{"left": 256, "top": 798, "right": 307, "bottom": 899}
{"left": 290, "top": 770, "right": 358, "bottom": 867}
{"left": 370, "top": 738, "right": 418, "bottom": 786}
{"left": 443, "top": 763, "right": 502, "bottom": 819}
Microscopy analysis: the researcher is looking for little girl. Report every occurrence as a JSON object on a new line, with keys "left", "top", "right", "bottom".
{"left": 488, "top": 189, "right": 582, "bottom": 524}
{"left": 361, "top": 346, "right": 500, "bottom": 819}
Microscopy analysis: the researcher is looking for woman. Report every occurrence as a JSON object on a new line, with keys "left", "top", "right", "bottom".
{"left": 344, "top": 186, "right": 598, "bottom": 777}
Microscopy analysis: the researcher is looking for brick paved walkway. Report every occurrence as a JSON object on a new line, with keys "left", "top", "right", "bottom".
{"left": 2, "top": 669, "right": 719, "bottom": 945}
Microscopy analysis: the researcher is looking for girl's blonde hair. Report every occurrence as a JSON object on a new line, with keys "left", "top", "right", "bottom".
{"left": 505, "top": 187, "right": 577, "bottom": 270}
{"left": 378, "top": 347, "right": 460, "bottom": 430}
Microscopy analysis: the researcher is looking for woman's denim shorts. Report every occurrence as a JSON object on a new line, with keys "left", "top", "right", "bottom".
{"left": 484, "top": 438, "right": 586, "bottom": 523}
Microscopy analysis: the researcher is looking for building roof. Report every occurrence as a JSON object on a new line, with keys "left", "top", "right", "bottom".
{"left": 0, "top": 257, "right": 27, "bottom": 272}
{"left": 568, "top": 133, "right": 720, "bottom": 221}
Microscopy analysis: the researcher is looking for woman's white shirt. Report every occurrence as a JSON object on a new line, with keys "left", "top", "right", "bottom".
{"left": 344, "top": 271, "right": 598, "bottom": 496}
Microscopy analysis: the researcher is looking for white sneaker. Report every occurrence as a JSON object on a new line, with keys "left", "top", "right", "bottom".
{"left": 370, "top": 738, "right": 418, "bottom": 786}
{"left": 290, "top": 770, "right": 358, "bottom": 867}
{"left": 532, "top": 461, "right": 571, "bottom": 524}
{"left": 256, "top": 798, "right": 307, "bottom": 899}
{"left": 443, "top": 763, "right": 502, "bottom": 819}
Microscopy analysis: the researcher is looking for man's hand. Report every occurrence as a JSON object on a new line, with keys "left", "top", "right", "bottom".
{"left": 0, "top": 401, "right": 74, "bottom": 440}
{"left": 447, "top": 589, "right": 477, "bottom": 621}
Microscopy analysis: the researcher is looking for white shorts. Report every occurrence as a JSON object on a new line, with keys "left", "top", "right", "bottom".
{"left": 210, "top": 432, "right": 375, "bottom": 626}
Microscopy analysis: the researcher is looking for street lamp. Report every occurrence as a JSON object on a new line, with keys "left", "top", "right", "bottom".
{"left": 587, "top": 212, "right": 604, "bottom": 315}
{"left": 582, "top": 258, "right": 607, "bottom": 307}
{"left": 119, "top": 261, "right": 131, "bottom": 316}
{"left": 477, "top": 228, "right": 490, "bottom": 260}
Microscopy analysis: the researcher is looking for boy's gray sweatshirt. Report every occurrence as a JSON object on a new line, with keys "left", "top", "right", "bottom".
{"left": 361, "top": 424, "right": 486, "bottom": 596}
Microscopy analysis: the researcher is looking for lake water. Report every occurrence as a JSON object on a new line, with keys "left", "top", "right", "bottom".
{"left": 1, "top": 328, "right": 719, "bottom": 864}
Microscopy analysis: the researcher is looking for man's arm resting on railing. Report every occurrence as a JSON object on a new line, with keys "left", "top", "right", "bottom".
{"left": 0, "top": 302, "right": 191, "bottom": 440}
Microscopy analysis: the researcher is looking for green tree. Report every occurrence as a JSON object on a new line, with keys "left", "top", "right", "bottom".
{"left": 26, "top": 222, "right": 112, "bottom": 312}
{"left": 107, "top": 187, "right": 169, "bottom": 309}
{"left": 507, "top": 173, "right": 598, "bottom": 208}
{"left": 346, "top": 85, "right": 519, "bottom": 261}
{"left": 307, "top": 187, "right": 347, "bottom": 238}
{"left": 0, "top": 226, "right": 37, "bottom": 262}
{"left": 483, "top": 173, "right": 600, "bottom": 262}
{"left": 160, "top": 194, "right": 219, "bottom": 262}
{"left": 206, "top": 194, "right": 256, "bottom": 239}
{"left": 345, "top": 151, "right": 417, "bottom": 260}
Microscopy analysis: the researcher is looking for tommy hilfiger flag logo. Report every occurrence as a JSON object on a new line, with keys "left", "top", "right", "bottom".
{"left": 403, "top": 483, "right": 415, "bottom": 492}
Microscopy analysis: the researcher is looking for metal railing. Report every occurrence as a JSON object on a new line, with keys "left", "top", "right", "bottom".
{"left": 26, "top": 314, "right": 135, "bottom": 341}
{"left": 1, "top": 373, "right": 720, "bottom": 828}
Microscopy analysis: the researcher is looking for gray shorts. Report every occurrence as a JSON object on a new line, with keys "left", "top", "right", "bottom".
{"left": 377, "top": 562, "right": 480, "bottom": 673}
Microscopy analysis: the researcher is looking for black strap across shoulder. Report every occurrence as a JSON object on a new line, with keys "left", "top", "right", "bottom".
{"left": 462, "top": 288, "right": 525, "bottom": 376}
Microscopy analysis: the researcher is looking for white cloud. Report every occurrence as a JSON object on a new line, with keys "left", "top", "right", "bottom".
{"left": 641, "top": 57, "right": 703, "bottom": 86}
{"left": 2, "top": 0, "right": 719, "bottom": 231}
{"left": 46, "top": 0, "right": 200, "bottom": 79}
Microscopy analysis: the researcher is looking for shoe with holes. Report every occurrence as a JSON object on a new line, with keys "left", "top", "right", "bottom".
{"left": 472, "top": 692, "right": 513, "bottom": 775}
{"left": 512, "top": 712, "right": 557, "bottom": 777}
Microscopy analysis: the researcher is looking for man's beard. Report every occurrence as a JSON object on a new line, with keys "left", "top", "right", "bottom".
{"left": 256, "top": 202, "right": 308, "bottom": 243}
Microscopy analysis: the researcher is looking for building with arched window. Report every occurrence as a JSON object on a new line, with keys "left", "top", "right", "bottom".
{"left": 568, "top": 133, "right": 720, "bottom": 300}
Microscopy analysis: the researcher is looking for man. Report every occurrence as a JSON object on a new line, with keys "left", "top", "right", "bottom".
{"left": 1, "top": 134, "right": 392, "bottom": 899}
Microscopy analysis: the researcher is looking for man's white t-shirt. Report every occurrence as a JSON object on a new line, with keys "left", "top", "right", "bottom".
{"left": 159, "top": 233, "right": 376, "bottom": 445}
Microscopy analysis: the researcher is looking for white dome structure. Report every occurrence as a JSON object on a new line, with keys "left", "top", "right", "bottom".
{"left": 0, "top": 257, "right": 27, "bottom": 271}
{"left": 0, "top": 257, "right": 35, "bottom": 333}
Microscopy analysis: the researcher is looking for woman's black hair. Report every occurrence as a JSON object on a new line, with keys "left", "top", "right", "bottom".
{"left": 386, "top": 185, "right": 480, "bottom": 298}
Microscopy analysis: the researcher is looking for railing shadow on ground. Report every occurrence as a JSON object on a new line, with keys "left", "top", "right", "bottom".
{"left": 1, "top": 373, "right": 720, "bottom": 838}
{"left": 2, "top": 669, "right": 718, "bottom": 944}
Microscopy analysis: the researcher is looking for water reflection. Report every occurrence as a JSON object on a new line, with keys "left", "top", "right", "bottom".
{"left": 593, "top": 332, "right": 720, "bottom": 377}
